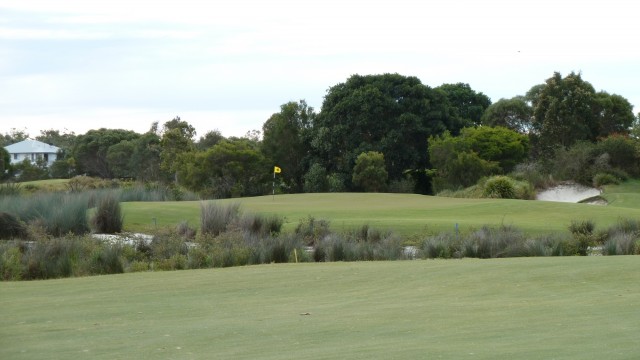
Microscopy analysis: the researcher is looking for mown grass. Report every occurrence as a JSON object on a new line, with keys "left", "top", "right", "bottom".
{"left": 1, "top": 257, "right": 639, "bottom": 359}
{"left": 602, "top": 179, "right": 640, "bottom": 209}
{"left": 122, "top": 193, "right": 640, "bottom": 236}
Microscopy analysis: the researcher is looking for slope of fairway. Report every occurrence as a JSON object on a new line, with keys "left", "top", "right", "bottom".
{"left": 122, "top": 193, "right": 640, "bottom": 235}
{"left": 602, "top": 180, "right": 640, "bottom": 209}
{"left": 1, "top": 257, "right": 638, "bottom": 359}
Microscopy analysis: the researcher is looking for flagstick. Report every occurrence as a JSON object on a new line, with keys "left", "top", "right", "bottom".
{"left": 272, "top": 171, "right": 275, "bottom": 201}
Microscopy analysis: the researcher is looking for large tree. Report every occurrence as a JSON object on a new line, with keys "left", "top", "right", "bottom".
{"left": 311, "top": 73, "right": 457, "bottom": 194}
{"left": 160, "top": 117, "right": 196, "bottom": 183}
{"left": 261, "top": 100, "right": 315, "bottom": 193}
{"left": 178, "top": 138, "right": 269, "bottom": 198}
{"left": 480, "top": 97, "right": 532, "bottom": 133}
{"left": 71, "top": 128, "right": 140, "bottom": 178}
{"left": 529, "top": 72, "right": 635, "bottom": 155}
{"left": 428, "top": 126, "right": 528, "bottom": 191}
{"left": 436, "top": 83, "right": 491, "bottom": 126}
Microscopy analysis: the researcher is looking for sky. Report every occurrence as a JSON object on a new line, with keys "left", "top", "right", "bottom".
{"left": 1, "top": 0, "right": 639, "bottom": 139}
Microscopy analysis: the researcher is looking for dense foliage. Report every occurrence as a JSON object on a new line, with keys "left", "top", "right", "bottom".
{"left": 2, "top": 71, "right": 639, "bottom": 198}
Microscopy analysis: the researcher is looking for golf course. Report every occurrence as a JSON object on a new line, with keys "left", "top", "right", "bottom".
{"left": 2, "top": 257, "right": 638, "bottom": 359}
{"left": 1, "top": 181, "right": 640, "bottom": 358}
{"left": 121, "top": 181, "right": 640, "bottom": 236}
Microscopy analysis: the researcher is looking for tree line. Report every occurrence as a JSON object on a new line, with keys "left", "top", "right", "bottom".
{"left": 1, "top": 71, "right": 638, "bottom": 197}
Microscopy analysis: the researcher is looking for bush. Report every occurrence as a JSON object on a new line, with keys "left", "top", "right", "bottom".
{"left": 200, "top": 202, "right": 241, "bottom": 236}
{"left": 238, "top": 213, "right": 283, "bottom": 237}
{"left": 176, "top": 221, "right": 197, "bottom": 239}
{"left": 483, "top": 176, "right": 517, "bottom": 199}
{"left": 388, "top": 177, "right": 416, "bottom": 193}
{"left": 294, "top": 216, "right": 331, "bottom": 246}
{"left": 603, "top": 233, "right": 638, "bottom": 255}
{"left": 92, "top": 194, "right": 123, "bottom": 234}
{"left": 0, "top": 183, "right": 22, "bottom": 196}
{"left": 421, "top": 234, "right": 455, "bottom": 259}
{"left": 568, "top": 220, "right": 597, "bottom": 256}
{"left": 592, "top": 173, "right": 621, "bottom": 187}
{"left": 0, "top": 212, "right": 28, "bottom": 240}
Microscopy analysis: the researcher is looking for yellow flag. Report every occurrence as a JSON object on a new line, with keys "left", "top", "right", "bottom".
{"left": 274, "top": 166, "right": 282, "bottom": 174}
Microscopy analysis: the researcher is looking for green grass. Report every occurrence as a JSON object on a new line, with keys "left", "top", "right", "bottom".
{"left": 18, "top": 178, "right": 70, "bottom": 191}
{"left": 1, "top": 257, "right": 638, "bottom": 359}
{"left": 122, "top": 192, "right": 640, "bottom": 235}
{"left": 602, "top": 179, "right": 640, "bottom": 209}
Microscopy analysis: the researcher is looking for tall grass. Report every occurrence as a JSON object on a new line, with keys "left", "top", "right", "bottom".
{"left": 200, "top": 202, "right": 241, "bottom": 236}
{"left": 0, "top": 192, "right": 91, "bottom": 237}
{"left": 92, "top": 193, "right": 123, "bottom": 234}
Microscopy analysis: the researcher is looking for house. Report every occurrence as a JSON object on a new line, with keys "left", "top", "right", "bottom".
{"left": 4, "top": 139, "right": 60, "bottom": 167}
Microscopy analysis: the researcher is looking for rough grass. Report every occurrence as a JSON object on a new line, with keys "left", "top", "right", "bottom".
{"left": 122, "top": 192, "right": 640, "bottom": 235}
{"left": 1, "top": 257, "right": 639, "bottom": 359}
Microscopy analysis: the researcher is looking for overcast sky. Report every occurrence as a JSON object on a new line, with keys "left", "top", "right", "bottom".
{"left": 1, "top": 0, "right": 639, "bottom": 139}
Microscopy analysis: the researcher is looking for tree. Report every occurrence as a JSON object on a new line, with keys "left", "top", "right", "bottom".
{"left": 178, "top": 138, "right": 269, "bottom": 198}
{"left": 262, "top": 100, "right": 315, "bottom": 193}
{"left": 160, "top": 117, "right": 196, "bottom": 183}
{"left": 196, "top": 130, "right": 225, "bottom": 150}
{"left": 0, "top": 128, "right": 29, "bottom": 147}
{"left": 436, "top": 83, "right": 491, "bottom": 126}
{"left": 71, "top": 129, "right": 140, "bottom": 178}
{"left": 427, "top": 126, "right": 527, "bottom": 192}
{"left": 529, "top": 72, "right": 635, "bottom": 155}
{"left": 303, "top": 162, "right": 328, "bottom": 193}
{"left": 311, "top": 73, "right": 457, "bottom": 194}
{"left": 352, "top": 151, "right": 388, "bottom": 192}
{"left": 36, "top": 129, "right": 76, "bottom": 149}
{"left": 0, "top": 147, "right": 12, "bottom": 180}
{"left": 14, "top": 158, "right": 50, "bottom": 182}
{"left": 459, "top": 126, "right": 529, "bottom": 173}
{"left": 593, "top": 92, "right": 635, "bottom": 138}
{"left": 480, "top": 97, "right": 532, "bottom": 133}
{"left": 106, "top": 140, "right": 136, "bottom": 179}
{"left": 129, "top": 132, "right": 163, "bottom": 182}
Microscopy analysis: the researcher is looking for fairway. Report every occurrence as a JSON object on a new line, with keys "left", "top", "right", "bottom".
{"left": 122, "top": 192, "right": 640, "bottom": 235}
{"left": 1, "top": 257, "right": 638, "bottom": 359}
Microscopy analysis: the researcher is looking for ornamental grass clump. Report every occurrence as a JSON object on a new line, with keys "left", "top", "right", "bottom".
{"left": 603, "top": 232, "right": 638, "bottom": 255}
{"left": 200, "top": 202, "right": 241, "bottom": 236}
{"left": 0, "top": 212, "right": 28, "bottom": 240}
{"left": 92, "top": 193, "right": 123, "bottom": 234}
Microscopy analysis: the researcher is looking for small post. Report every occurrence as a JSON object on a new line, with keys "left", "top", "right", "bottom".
{"left": 294, "top": 249, "right": 298, "bottom": 263}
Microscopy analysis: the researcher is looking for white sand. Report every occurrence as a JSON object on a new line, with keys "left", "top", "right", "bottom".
{"left": 536, "top": 184, "right": 602, "bottom": 203}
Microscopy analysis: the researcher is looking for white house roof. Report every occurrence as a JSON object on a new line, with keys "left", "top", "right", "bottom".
{"left": 4, "top": 139, "right": 60, "bottom": 154}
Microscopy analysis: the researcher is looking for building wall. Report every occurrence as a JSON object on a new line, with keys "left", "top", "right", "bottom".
{"left": 10, "top": 152, "right": 58, "bottom": 167}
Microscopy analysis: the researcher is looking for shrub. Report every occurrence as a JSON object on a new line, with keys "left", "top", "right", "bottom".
{"left": 0, "top": 183, "right": 22, "bottom": 196}
{"left": 90, "top": 245, "right": 124, "bottom": 274}
{"left": 568, "top": 220, "right": 597, "bottom": 256}
{"left": 421, "top": 234, "right": 454, "bottom": 259}
{"left": 200, "top": 202, "right": 241, "bottom": 236}
{"left": 387, "top": 176, "right": 413, "bottom": 193}
{"left": 483, "top": 176, "right": 517, "bottom": 199}
{"left": 176, "top": 221, "right": 196, "bottom": 239}
{"left": 461, "top": 225, "right": 528, "bottom": 258}
{"left": 92, "top": 194, "right": 123, "bottom": 234}
{"left": 294, "top": 216, "right": 331, "bottom": 246}
{"left": 0, "top": 212, "right": 28, "bottom": 240}
{"left": 239, "top": 213, "right": 283, "bottom": 237}
{"left": 603, "top": 233, "right": 638, "bottom": 255}
{"left": 592, "top": 173, "right": 621, "bottom": 187}
{"left": 511, "top": 162, "right": 555, "bottom": 189}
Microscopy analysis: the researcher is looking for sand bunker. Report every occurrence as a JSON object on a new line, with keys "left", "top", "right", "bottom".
{"left": 536, "top": 184, "right": 602, "bottom": 203}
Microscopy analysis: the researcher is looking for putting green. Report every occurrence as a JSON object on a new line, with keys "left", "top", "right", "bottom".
{"left": 122, "top": 192, "right": 640, "bottom": 235}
